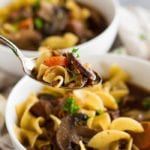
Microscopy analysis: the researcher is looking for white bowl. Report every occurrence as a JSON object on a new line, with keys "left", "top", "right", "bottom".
{"left": 0, "top": 0, "right": 119, "bottom": 76}
{"left": 5, "top": 54, "right": 150, "bottom": 150}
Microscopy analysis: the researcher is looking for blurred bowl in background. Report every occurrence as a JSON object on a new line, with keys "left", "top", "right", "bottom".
{"left": 0, "top": 0, "right": 119, "bottom": 76}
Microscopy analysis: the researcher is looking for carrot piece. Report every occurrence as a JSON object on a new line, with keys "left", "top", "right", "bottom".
{"left": 19, "top": 18, "right": 33, "bottom": 28}
{"left": 43, "top": 56, "right": 67, "bottom": 67}
{"left": 131, "top": 121, "right": 150, "bottom": 149}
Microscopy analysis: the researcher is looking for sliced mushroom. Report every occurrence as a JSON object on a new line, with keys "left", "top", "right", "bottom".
{"left": 61, "top": 52, "right": 102, "bottom": 88}
{"left": 56, "top": 115, "right": 77, "bottom": 150}
{"left": 37, "top": 93, "right": 66, "bottom": 118}
{"left": 37, "top": 93, "right": 57, "bottom": 101}
{"left": 68, "top": 53, "right": 96, "bottom": 80}
{"left": 76, "top": 126, "right": 98, "bottom": 143}
{"left": 56, "top": 114, "right": 98, "bottom": 150}
{"left": 30, "top": 100, "right": 52, "bottom": 120}
{"left": 67, "top": 74, "right": 88, "bottom": 88}
{"left": 38, "top": 1, "right": 69, "bottom": 35}
{"left": 108, "top": 109, "right": 120, "bottom": 120}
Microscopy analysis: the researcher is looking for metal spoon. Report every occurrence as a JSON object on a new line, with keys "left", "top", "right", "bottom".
{"left": 0, "top": 35, "right": 102, "bottom": 89}
{"left": 0, "top": 35, "right": 36, "bottom": 77}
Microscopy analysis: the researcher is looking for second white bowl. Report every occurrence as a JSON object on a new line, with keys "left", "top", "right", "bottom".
{"left": 0, "top": 0, "right": 119, "bottom": 76}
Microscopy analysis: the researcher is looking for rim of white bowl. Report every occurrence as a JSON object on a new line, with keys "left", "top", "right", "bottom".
{"left": 6, "top": 76, "right": 30, "bottom": 150}
{"left": 5, "top": 53, "right": 150, "bottom": 150}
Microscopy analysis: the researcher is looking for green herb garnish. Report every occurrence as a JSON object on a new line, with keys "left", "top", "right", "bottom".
{"left": 76, "top": 53, "right": 80, "bottom": 58}
{"left": 72, "top": 48, "right": 80, "bottom": 58}
{"left": 64, "top": 97, "right": 80, "bottom": 114}
{"left": 143, "top": 97, "right": 150, "bottom": 110}
{"left": 34, "top": 18, "right": 44, "bottom": 29}
{"left": 72, "top": 48, "right": 78, "bottom": 53}
{"left": 139, "top": 33, "right": 147, "bottom": 41}
{"left": 96, "top": 110, "right": 105, "bottom": 116}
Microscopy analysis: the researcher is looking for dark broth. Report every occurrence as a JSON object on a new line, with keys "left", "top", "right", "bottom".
{"left": 119, "top": 83, "right": 150, "bottom": 121}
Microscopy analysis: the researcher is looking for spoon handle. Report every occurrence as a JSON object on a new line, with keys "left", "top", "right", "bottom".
{"left": 0, "top": 35, "right": 25, "bottom": 61}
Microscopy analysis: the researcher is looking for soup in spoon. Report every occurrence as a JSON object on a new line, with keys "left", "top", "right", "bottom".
{"left": 32, "top": 48, "right": 101, "bottom": 88}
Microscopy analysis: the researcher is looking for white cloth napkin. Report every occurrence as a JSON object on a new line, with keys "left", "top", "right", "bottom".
{"left": 114, "top": 6, "right": 150, "bottom": 59}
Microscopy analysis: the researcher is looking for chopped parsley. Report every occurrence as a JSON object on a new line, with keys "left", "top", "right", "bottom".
{"left": 34, "top": 18, "right": 44, "bottom": 29}
{"left": 139, "top": 33, "right": 147, "bottom": 41}
{"left": 72, "top": 48, "right": 78, "bottom": 53}
{"left": 143, "top": 97, "right": 150, "bottom": 110}
{"left": 76, "top": 53, "right": 80, "bottom": 58}
{"left": 64, "top": 97, "right": 80, "bottom": 114}
{"left": 72, "top": 48, "right": 80, "bottom": 58}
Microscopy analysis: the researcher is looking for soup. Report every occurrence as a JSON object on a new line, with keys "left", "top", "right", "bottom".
{"left": 0, "top": 0, "right": 107, "bottom": 50}
{"left": 32, "top": 49, "right": 101, "bottom": 88}
{"left": 119, "top": 83, "right": 150, "bottom": 121}
{"left": 15, "top": 65, "right": 150, "bottom": 150}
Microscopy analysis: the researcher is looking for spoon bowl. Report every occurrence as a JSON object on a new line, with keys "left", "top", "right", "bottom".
{"left": 0, "top": 35, "right": 102, "bottom": 89}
